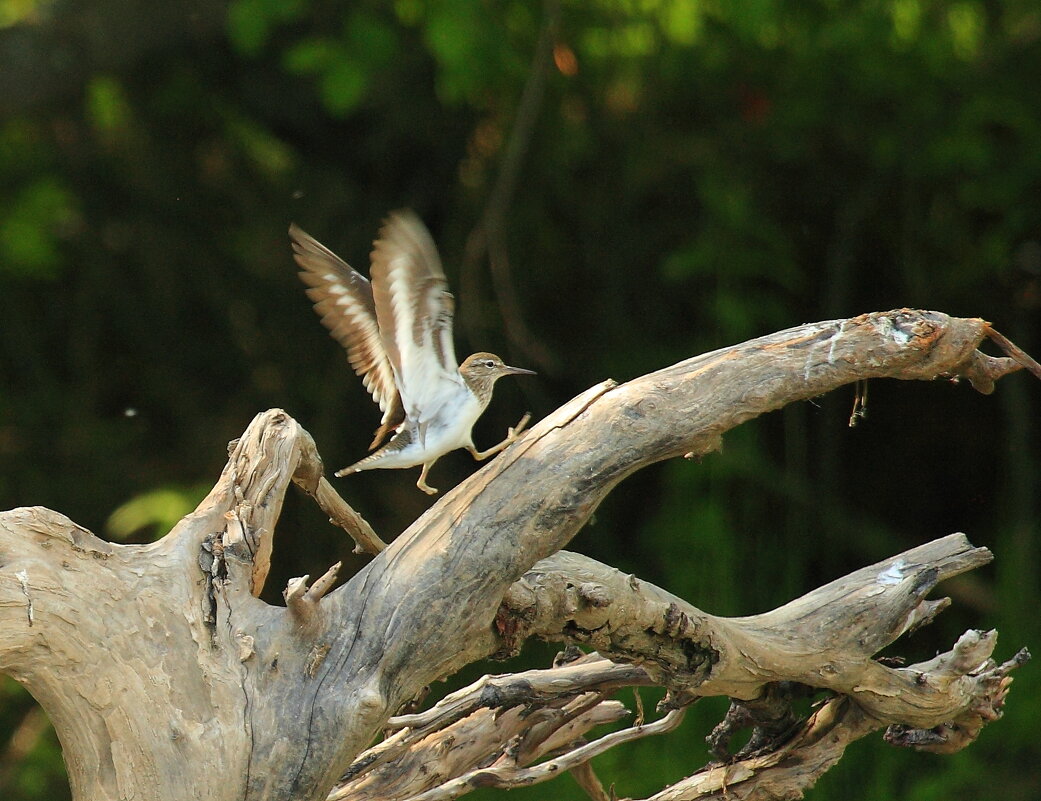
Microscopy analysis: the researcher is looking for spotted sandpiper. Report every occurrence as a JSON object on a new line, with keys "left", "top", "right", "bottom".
{"left": 289, "top": 211, "right": 535, "bottom": 494}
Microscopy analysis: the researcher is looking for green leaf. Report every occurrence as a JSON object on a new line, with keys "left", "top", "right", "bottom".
{"left": 282, "top": 37, "right": 341, "bottom": 74}
{"left": 228, "top": 0, "right": 303, "bottom": 55}
{"left": 106, "top": 486, "right": 209, "bottom": 542}
{"left": 0, "top": 177, "right": 77, "bottom": 279}
{"left": 345, "top": 9, "right": 398, "bottom": 67}
{"left": 85, "top": 75, "right": 132, "bottom": 134}
{"left": 228, "top": 0, "right": 271, "bottom": 55}
{"left": 319, "top": 60, "right": 368, "bottom": 116}
{"left": 662, "top": 0, "right": 703, "bottom": 45}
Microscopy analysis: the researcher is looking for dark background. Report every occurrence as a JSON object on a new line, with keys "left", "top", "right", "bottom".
{"left": 0, "top": 1, "right": 1038, "bottom": 799}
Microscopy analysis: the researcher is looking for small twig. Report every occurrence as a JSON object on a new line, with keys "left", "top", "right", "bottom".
{"left": 529, "top": 698, "right": 630, "bottom": 760}
{"left": 461, "top": 0, "right": 561, "bottom": 372}
{"left": 847, "top": 379, "right": 868, "bottom": 427}
{"left": 284, "top": 575, "right": 311, "bottom": 616}
{"left": 986, "top": 326, "right": 1041, "bottom": 381}
{"left": 306, "top": 561, "right": 342, "bottom": 603}
{"left": 949, "top": 349, "right": 1023, "bottom": 394}
{"left": 515, "top": 691, "right": 607, "bottom": 763}
{"left": 570, "top": 760, "right": 612, "bottom": 801}
{"left": 0, "top": 706, "right": 48, "bottom": 787}
{"left": 386, "top": 658, "right": 651, "bottom": 734}
{"left": 904, "top": 597, "right": 951, "bottom": 634}
{"left": 284, "top": 563, "right": 341, "bottom": 628}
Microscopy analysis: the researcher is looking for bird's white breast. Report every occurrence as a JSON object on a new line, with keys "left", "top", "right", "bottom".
{"left": 371, "top": 390, "right": 484, "bottom": 469}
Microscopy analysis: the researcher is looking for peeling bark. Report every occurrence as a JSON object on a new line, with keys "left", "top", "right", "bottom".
{"left": 0, "top": 310, "right": 1031, "bottom": 801}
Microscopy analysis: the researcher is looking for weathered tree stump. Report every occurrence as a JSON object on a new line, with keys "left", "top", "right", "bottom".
{"left": 0, "top": 310, "right": 1032, "bottom": 801}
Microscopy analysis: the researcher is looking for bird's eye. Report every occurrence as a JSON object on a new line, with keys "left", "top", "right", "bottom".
{"left": 483, "top": 360, "right": 495, "bottom": 368}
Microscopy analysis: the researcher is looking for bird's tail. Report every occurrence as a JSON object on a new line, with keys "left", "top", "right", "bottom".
{"left": 333, "top": 453, "right": 379, "bottom": 478}
{"left": 334, "top": 428, "right": 414, "bottom": 477}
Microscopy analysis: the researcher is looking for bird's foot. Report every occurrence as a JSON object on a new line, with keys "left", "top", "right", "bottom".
{"left": 416, "top": 463, "right": 439, "bottom": 495}
{"left": 508, "top": 412, "right": 532, "bottom": 440}
{"left": 470, "top": 412, "right": 532, "bottom": 462}
{"left": 468, "top": 413, "right": 533, "bottom": 462}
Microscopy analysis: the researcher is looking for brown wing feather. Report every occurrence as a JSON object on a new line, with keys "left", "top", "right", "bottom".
{"left": 369, "top": 210, "right": 460, "bottom": 422}
{"left": 289, "top": 223, "right": 404, "bottom": 449}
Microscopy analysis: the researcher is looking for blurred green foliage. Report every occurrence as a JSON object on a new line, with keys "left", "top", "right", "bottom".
{"left": 0, "top": 0, "right": 1039, "bottom": 799}
{"left": 105, "top": 483, "right": 210, "bottom": 541}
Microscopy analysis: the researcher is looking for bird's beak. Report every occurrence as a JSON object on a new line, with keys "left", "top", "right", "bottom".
{"left": 504, "top": 365, "right": 536, "bottom": 376}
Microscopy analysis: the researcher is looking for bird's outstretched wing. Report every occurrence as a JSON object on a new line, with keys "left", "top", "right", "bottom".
{"left": 289, "top": 223, "right": 404, "bottom": 449}
{"left": 369, "top": 210, "right": 462, "bottom": 425}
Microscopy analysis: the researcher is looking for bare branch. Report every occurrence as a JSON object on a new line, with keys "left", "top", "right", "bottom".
{"left": 311, "top": 477, "right": 386, "bottom": 555}
{"left": 383, "top": 658, "right": 651, "bottom": 750}
{"left": 0, "top": 705, "right": 49, "bottom": 788}
{"left": 986, "top": 326, "right": 1041, "bottom": 381}
{"left": 569, "top": 761, "right": 613, "bottom": 801}
{"left": 461, "top": 0, "right": 562, "bottom": 371}
{"left": 884, "top": 644, "right": 1029, "bottom": 755}
{"left": 307, "top": 561, "right": 343, "bottom": 602}
{"left": 497, "top": 537, "right": 999, "bottom": 725}
{"left": 285, "top": 562, "right": 342, "bottom": 629}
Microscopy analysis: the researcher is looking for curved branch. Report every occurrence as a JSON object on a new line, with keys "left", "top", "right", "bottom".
{"left": 496, "top": 536, "right": 997, "bottom": 722}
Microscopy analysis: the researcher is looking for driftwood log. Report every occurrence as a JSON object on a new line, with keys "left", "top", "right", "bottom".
{"left": 0, "top": 309, "right": 1033, "bottom": 801}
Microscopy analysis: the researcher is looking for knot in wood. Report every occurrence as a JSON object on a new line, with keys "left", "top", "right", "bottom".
{"left": 621, "top": 390, "right": 666, "bottom": 425}
{"left": 663, "top": 603, "right": 690, "bottom": 637}
{"left": 478, "top": 679, "right": 531, "bottom": 710}
{"left": 577, "top": 582, "right": 609, "bottom": 608}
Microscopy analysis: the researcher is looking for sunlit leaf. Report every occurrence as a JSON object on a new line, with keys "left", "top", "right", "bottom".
{"left": 85, "top": 75, "right": 132, "bottom": 135}
{"left": 319, "top": 60, "right": 368, "bottom": 116}
{"left": 228, "top": 0, "right": 271, "bottom": 55}
{"left": 222, "top": 111, "right": 296, "bottom": 177}
{"left": 0, "top": 178, "right": 77, "bottom": 279}
{"left": 947, "top": 1, "right": 984, "bottom": 60}
{"left": 228, "top": 0, "right": 303, "bottom": 55}
{"left": 0, "top": 0, "right": 55, "bottom": 28}
{"left": 345, "top": 9, "right": 397, "bottom": 66}
{"left": 106, "top": 486, "right": 210, "bottom": 542}
{"left": 662, "top": 0, "right": 702, "bottom": 45}
{"left": 282, "top": 37, "right": 341, "bottom": 74}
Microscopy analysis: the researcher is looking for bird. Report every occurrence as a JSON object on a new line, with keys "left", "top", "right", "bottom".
{"left": 289, "top": 210, "right": 535, "bottom": 494}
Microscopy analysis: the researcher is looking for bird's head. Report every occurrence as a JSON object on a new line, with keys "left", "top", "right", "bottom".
{"left": 460, "top": 353, "right": 536, "bottom": 390}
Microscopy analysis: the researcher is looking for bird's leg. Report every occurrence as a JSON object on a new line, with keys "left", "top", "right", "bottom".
{"left": 467, "top": 412, "right": 531, "bottom": 461}
{"left": 416, "top": 462, "right": 439, "bottom": 495}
